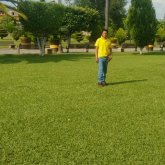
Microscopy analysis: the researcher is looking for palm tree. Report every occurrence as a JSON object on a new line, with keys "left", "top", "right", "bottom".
{"left": 0, "top": 0, "right": 27, "bottom": 20}
{"left": 0, "top": 0, "right": 27, "bottom": 54}
{"left": 0, "top": 2, "right": 11, "bottom": 16}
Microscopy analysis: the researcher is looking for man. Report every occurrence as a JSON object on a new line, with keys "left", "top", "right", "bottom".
{"left": 95, "top": 29, "right": 112, "bottom": 87}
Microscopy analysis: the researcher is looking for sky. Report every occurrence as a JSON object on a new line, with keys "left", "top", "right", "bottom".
{"left": 126, "top": 0, "right": 165, "bottom": 20}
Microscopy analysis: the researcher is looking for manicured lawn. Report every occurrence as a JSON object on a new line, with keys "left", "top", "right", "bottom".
{"left": 0, "top": 52, "right": 165, "bottom": 164}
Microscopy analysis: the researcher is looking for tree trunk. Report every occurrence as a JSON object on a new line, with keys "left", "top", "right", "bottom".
{"left": 58, "top": 0, "right": 62, "bottom": 4}
{"left": 59, "top": 35, "right": 63, "bottom": 53}
{"left": 105, "top": 0, "right": 110, "bottom": 29}
{"left": 140, "top": 47, "right": 143, "bottom": 54}
{"left": 17, "top": 45, "right": 20, "bottom": 55}
{"left": 160, "top": 42, "right": 163, "bottom": 51}
{"left": 37, "top": 37, "right": 46, "bottom": 56}
{"left": 66, "top": 34, "right": 71, "bottom": 53}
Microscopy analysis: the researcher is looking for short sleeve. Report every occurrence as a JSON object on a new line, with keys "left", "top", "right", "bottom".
{"left": 108, "top": 40, "right": 112, "bottom": 48}
{"left": 95, "top": 39, "right": 100, "bottom": 47}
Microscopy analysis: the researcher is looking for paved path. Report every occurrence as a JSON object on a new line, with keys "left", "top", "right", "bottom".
{"left": 0, "top": 47, "right": 163, "bottom": 55}
{"left": 0, "top": 48, "right": 40, "bottom": 55}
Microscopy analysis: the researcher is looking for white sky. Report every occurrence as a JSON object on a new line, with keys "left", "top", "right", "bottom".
{"left": 126, "top": 0, "right": 165, "bottom": 19}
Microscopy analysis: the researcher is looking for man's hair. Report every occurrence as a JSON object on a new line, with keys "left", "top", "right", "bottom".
{"left": 102, "top": 29, "right": 108, "bottom": 33}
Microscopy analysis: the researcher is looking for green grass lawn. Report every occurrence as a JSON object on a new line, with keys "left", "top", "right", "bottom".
{"left": 0, "top": 52, "right": 165, "bottom": 164}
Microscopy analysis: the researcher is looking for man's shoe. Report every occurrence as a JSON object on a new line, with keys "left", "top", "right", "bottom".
{"left": 102, "top": 81, "right": 107, "bottom": 86}
{"left": 98, "top": 82, "right": 104, "bottom": 87}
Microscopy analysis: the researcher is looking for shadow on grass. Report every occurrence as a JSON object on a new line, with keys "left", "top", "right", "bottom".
{"left": 131, "top": 51, "right": 165, "bottom": 56}
{"left": 108, "top": 79, "right": 148, "bottom": 86}
{"left": 0, "top": 53, "right": 93, "bottom": 64}
{"left": 143, "top": 51, "right": 165, "bottom": 55}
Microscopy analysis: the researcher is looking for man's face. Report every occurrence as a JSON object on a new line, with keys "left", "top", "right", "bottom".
{"left": 102, "top": 31, "right": 108, "bottom": 38}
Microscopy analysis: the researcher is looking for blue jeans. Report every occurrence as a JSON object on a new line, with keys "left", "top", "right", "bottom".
{"left": 98, "top": 57, "right": 108, "bottom": 83}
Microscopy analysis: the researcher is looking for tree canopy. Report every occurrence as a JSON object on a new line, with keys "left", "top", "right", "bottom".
{"left": 18, "top": 2, "right": 65, "bottom": 37}
{"left": 18, "top": 1, "right": 65, "bottom": 55}
{"left": 74, "top": 0, "right": 127, "bottom": 29}
{"left": 62, "top": 6, "right": 99, "bottom": 34}
{"left": 127, "top": 0, "right": 157, "bottom": 52}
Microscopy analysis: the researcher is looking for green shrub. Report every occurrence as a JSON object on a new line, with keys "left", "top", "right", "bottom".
{"left": 72, "top": 32, "right": 84, "bottom": 43}
{"left": 115, "top": 28, "right": 127, "bottom": 45}
{"left": 156, "top": 27, "right": 165, "bottom": 43}
{"left": 110, "top": 37, "right": 118, "bottom": 43}
{"left": 0, "top": 29, "right": 8, "bottom": 39}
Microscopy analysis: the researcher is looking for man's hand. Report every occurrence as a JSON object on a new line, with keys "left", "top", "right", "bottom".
{"left": 96, "top": 57, "right": 98, "bottom": 63}
{"left": 95, "top": 47, "right": 99, "bottom": 63}
{"left": 108, "top": 56, "right": 112, "bottom": 62}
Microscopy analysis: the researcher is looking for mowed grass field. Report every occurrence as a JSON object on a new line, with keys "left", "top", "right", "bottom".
{"left": 0, "top": 52, "right": 165, "bottom": 164}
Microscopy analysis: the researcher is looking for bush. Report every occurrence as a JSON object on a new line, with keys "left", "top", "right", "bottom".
{"left": 108, "top": 26, "right": 115, "bottom": 38}
{"left": 0, "top": 29, "right": 8, "bottom": 39}
{"left": 115, "top": 28, "right": 127, "bottom": 45}
{"left": 49, "top": 35, "right": 60, "bottom": 45}
{"left": 156, "top": 27, "right": 165, "bottom": 43}
{"left": 89, "top": 25, "right": 102, "bottom": 43}
{"left": 72, "top": 32, "right": 84, "bottom": 43}
{"left": 110, "top": 37, "right": 118, "bottom": 43}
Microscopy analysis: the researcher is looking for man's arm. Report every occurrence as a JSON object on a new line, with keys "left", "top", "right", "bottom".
{"left": 108, "top": 48, "right": 112, "bottom": 62}
{"left": 95, "top": 47, "right": 99, "bottom": 63}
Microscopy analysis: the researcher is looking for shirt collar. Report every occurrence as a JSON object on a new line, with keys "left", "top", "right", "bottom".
{"left": 101, "top": 36, "right": 107, "bottom": 40}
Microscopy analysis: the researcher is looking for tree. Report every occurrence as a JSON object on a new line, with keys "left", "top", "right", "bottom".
{"left": 0, "top": 0, "right": 26, "bottom": 40}
{"left": 18, "top": 1, "right": 65, "bottom": 56}
{"left": 72, "top": 32, "right": 84, "bottom": 42}
{"left": 0, "top": 15, "right": 26, "bottom": 53}
{"left": 74, "top": 0, "right": 126, "bottom": 29}
{"left": 62, "top": 6, "right": 99, "bottom": 52}
{"left": 156, "top": 20, "right": 165, "bottom": 45}
{"left": 115, "top": 28, "right": 127, "bottom": 45}
{"left": 1, "top": 1, "right": 28, "bottom": 49}
{"left": 156, "top": 27, "right": 165, "bottom": 50}
{"left": 108, "top": 26, "right": 115, "bottom": 38}
{"left": 156, "top": 27, "right": 165, "bottom": 42}
{"left": 157, "top": 20, "right": 165, "bottom": 30}
{"left": 109, "top": 0, "right": 127, "bottom": 29}
{"left": 0, "top": 28, "right": 8, "bottom": 39}
{"left": 105, "top": 0, "right": 110, "bottom": 29}
{"left": 0, "top": 2, "right": 11, "bottom": 16}
{"left": 0, "top": 0, "right": 27, "bottom": 53}
{"left": 89, "top": 25, "right": 102, "bottom": 43}
{"left": 0, "top": 0, "right": 27, "bottom": 20}
{"left": 65, "top": 0, "right": 73, "bottom": 6}
{"left": 74, "top": 0, "right": 105, "bottom": 26}
{"left": 127, "top": 0, "right": 157, "bottom": 54}
{"left": 62, "top": 6, "right": 98, "bottom": 34}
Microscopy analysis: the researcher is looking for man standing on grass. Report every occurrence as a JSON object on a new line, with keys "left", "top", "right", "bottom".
{"left": 95, "top": 29, "right": 112, "bottom": 87}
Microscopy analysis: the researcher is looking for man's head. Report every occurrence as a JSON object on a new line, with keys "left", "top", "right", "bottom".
{"left": 102, "top": 29, "right": 108, "bottom": 39}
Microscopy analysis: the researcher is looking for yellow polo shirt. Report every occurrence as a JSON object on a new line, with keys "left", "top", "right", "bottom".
{"left": 95, "top": 36, "right": 111, "bottom": 58}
